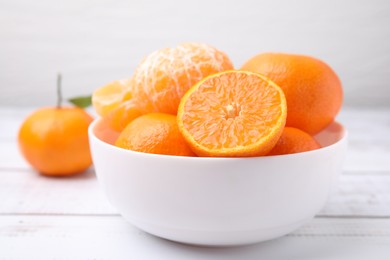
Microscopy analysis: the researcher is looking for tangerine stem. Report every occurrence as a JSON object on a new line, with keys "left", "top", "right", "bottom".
{"left": 57, "top": 73, "right": 62, "bottom": 108}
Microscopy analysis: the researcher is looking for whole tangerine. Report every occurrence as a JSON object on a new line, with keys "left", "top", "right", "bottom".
{"left": 241, "top": 53, "right": 343, "bottom": 134}
{"left": 115, "top": 113, "right": 195, "bottom": 157}
{"left": 18, "top": 75, "right": 94, "bottom": 176}
{"left": 18, "top": 107, "right": 93, "bottom": 176}
{"left": 268, "top": 127, "right": 321, "bottom": 156}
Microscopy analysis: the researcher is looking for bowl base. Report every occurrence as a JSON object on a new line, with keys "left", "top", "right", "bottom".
{"left": 123, "top": 216, "right": 313, "bottom": 247}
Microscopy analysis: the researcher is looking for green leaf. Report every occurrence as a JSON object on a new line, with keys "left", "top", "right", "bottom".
{"left": 68, "top": 96, "right": 92, "bottom": 108}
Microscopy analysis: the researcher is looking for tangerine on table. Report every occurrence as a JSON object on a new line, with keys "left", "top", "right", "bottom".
{"left": 241, "top": 53, "right": 343, "bottom": 134}
{"left": 18, "top": 107, "right": 93, "bottom": 176}
{"left": 130, "top": 43, "right": 234, "bottom": 115}
{"left": 177, "top": 70, "right": 287, "bottom": 157}
{"left": 115, "top": 113, "right": 195, "bottom": 157}
{"left": 268, "top": 127, "right": 321, "bottom": 156}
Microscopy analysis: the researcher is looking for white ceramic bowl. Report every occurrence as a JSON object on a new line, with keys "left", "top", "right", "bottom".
{"left": 89, "top": 120, "right": 347, "bottom": 246}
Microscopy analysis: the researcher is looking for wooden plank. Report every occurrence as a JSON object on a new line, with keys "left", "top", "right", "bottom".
{"left": 0, "top": 107, "right": 34, "bottom": 141}
{"left": 0, "top": 142, "right": 29, "bottom": 170}
{"left": 0, "top": 169, "right": 116, "bottom": 215}
{"left": 337, "top": 108, "right": 390, "bottom": 172}
{"left": 0, "top": 168, "right": 389, "bottom": 217}
{"left": 0, "top": 107, "right": 389, "bottom": 258}
{"left": 320, "top": 172, "right": 390, "bottom": 217}
{"left": 0, "top": 215, "right": 389, "bottom": 259}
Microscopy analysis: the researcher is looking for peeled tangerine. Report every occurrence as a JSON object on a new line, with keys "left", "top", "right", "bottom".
{"left": 130, "top": 43, "right": 234, "bottom": 115}
{"left": 94, "top": 43, "right": 234, "bottom": 133}
{"left": 177, "top": 70, "right": 287, "bottom": 157}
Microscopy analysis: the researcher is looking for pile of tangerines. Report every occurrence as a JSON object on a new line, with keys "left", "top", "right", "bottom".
{"left": 93, "top": 42, "right": 342, "bottom": 158}
{"left": 18, "top": 42, "right": 342, "bottom": 177}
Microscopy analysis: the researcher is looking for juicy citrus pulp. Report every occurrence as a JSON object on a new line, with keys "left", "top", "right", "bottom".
{"left": 92, "top": 78, "right": 133, "bottom": 117}
{"left": 177, "top": 70, "right": 287, "bottom": 157}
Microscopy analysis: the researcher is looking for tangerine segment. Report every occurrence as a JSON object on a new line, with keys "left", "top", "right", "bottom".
{"left": 115, "top": 113, "right": 196, "bottom": 157}
{"left": 132, "top": 43, "right": 234, "bottom": 114}
{"left": 92, "top": 78, "right": 134, "bottom": 117}
{"left": 177, "top": 71, "right": 287, "bottom": 157}
{"left": 102, "top": 98, "right": 152, "bottom": 133}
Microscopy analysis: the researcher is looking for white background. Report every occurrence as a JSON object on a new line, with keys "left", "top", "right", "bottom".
{"left": 1, "top": 0, "right": 389, "bottom": 107}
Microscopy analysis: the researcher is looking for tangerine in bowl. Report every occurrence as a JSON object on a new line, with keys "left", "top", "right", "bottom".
{"left": 89, "top": 44, "right": 346, "bottom": 246}
{"left": 89, "top": 118, "right": 347, "bottom": 246}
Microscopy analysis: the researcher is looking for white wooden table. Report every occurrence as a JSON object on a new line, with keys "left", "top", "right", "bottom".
{"left": 1, "top": 107, "right": 389, "bottom": 259}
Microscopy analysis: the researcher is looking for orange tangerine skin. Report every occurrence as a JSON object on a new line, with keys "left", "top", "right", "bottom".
{"left": 177, "top": 70, "right": 287, "bottom": 157}
{"left": 268, "top": 127, "right": 321, "bottom": 156}
{"left": 115, "top": 113, "right": 196, "bottom": 157}
{"left": 241, "top": 53, "right": 343, "bottom": 134}
{"left": 18, "top": 107, "right": 93, "bottom": 176}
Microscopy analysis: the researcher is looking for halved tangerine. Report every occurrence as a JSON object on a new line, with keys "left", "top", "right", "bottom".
{"left": 177, "top": 70, "right": 287, "bottom": 157}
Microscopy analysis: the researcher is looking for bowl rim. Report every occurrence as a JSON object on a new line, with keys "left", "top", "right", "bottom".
{"left": 88, "top": 119, "right": 348, "bottom": 161}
